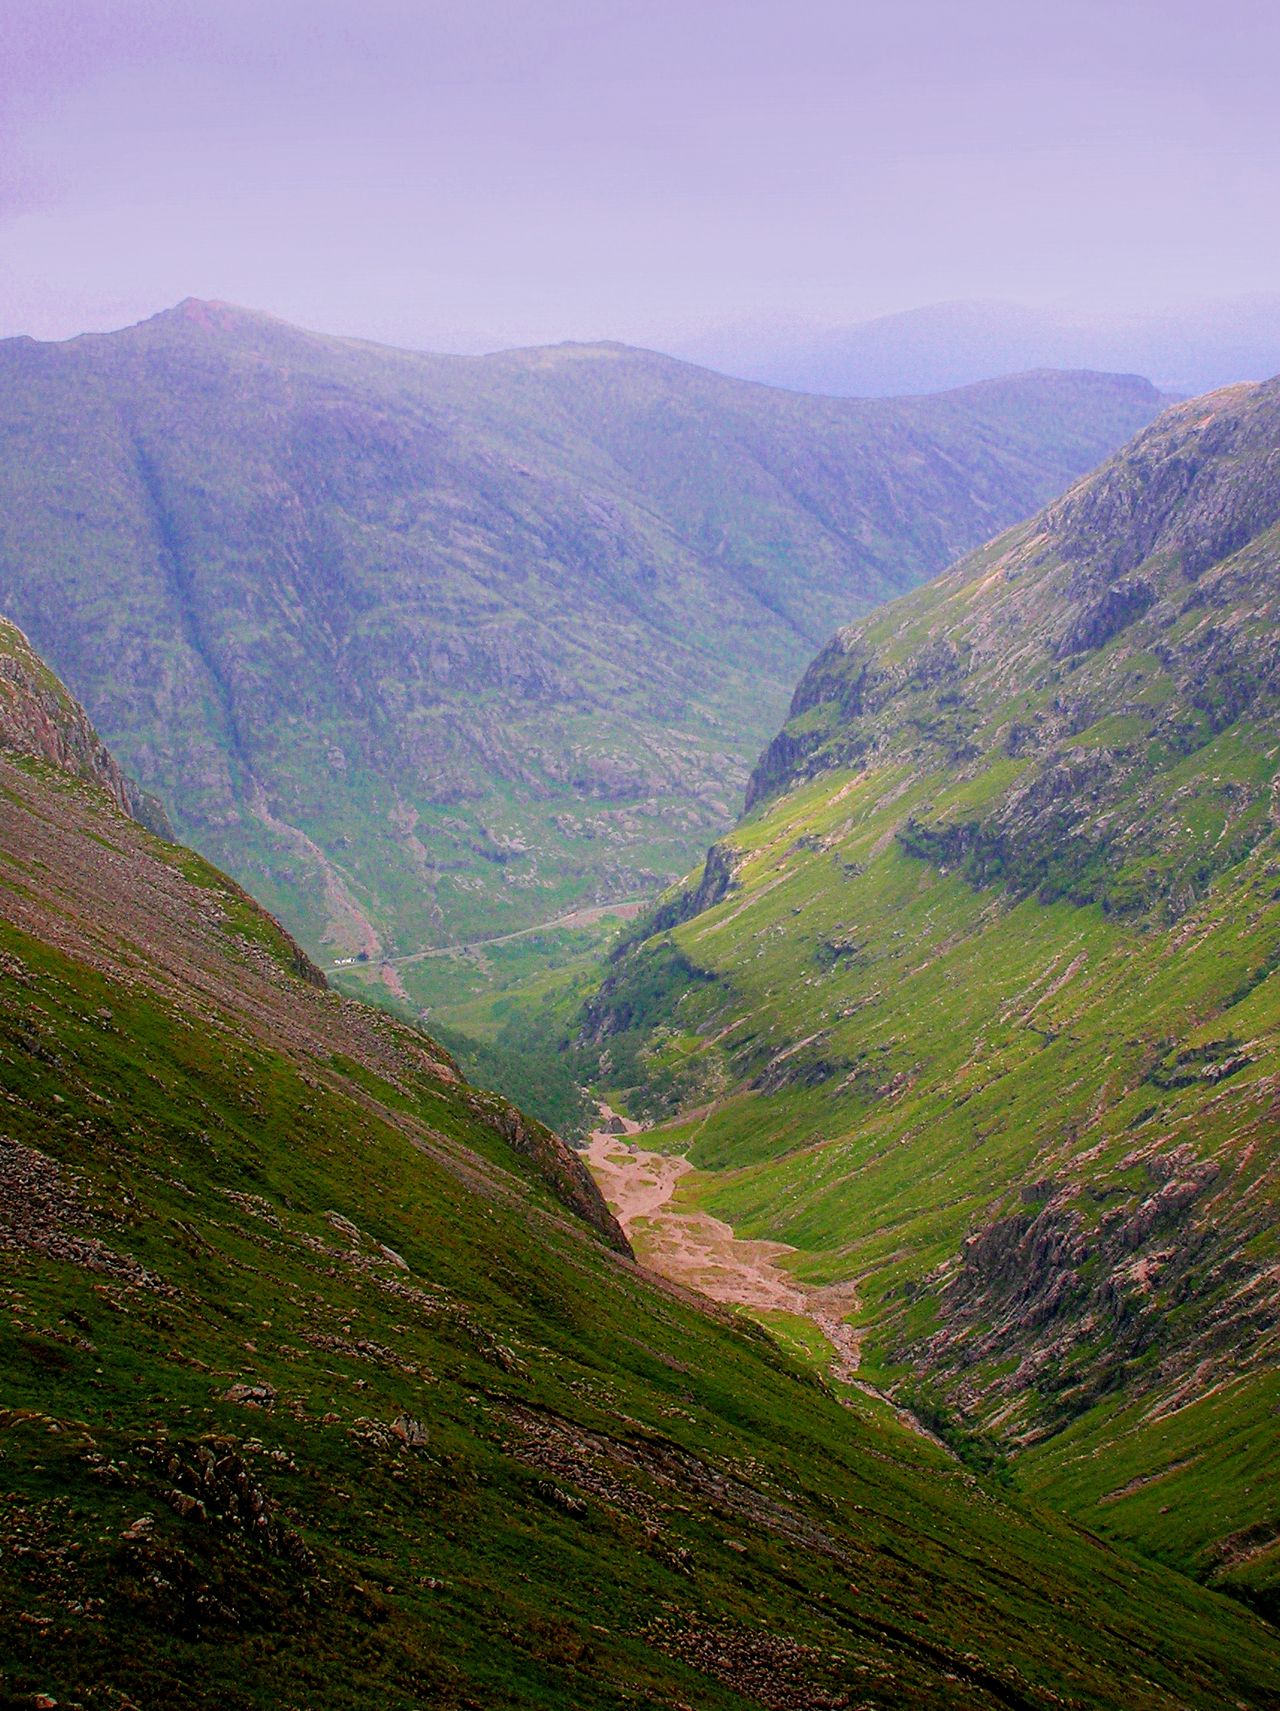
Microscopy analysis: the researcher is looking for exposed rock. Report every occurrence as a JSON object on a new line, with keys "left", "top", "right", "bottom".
{"left": 486, "top": 1104, "right": 631, "bottom": 1256}
{"left": 1052, "top": 578, "right": 1155, "bottom": 657}
{"left": 390, "top": 1414, "right": 429, "bottom": 1449}
{"left": 143, "top": 1439, "right": 314, "bottom": 1571}
{"left": 222, "top": 1383, "right": 278, "bottom": 1409}
{"left": 0, "top": 615, "right": 172, "bottom": 836}
{"left": 0, "top": 1137, "right": 164, "bottom": 1289}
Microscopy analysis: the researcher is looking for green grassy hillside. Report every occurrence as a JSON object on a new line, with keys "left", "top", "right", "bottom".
{"left": 4, "top": 639, "right": 1280, "bottom": 1705}
{"left": 574, "top": 380, "right": 1280, "bottom": 1612}
{"left": 0, "top": 300, "right": 1165, "bottom": 965}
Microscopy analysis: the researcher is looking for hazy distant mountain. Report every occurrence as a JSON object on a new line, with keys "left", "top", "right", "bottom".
{"left": 0, "top": 299, "right": 1165, "bottom": 962}
{"left": 676, "top": 295, "right": 1280, "bottom": 398}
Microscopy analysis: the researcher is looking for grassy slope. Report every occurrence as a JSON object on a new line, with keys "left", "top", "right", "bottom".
{"left": 0, "top": 301, "right": 1166, "bottom": 963}
{"left": 3, "top": 696, "right": 1280, "bottom": 1704}
{"left": 573, "top": 383, "right": 1280, "bottom": 1609}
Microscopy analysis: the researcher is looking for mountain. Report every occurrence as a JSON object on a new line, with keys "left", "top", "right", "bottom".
{"left": 677, "top": 295, "right": 1280, "bottom": 399}
{"left": 0, "top": 299, "right": 1166, "bottom": 971}
{"left": 7, "top": 632, "right": 1280, "bottom": 1704}
{"left": 575, "top": 378, "right": 1280, "bottom": 1615}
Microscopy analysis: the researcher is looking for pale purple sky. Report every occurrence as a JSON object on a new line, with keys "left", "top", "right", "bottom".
{"left": 4, "top": 0, "right": 1280, "bottom": 350}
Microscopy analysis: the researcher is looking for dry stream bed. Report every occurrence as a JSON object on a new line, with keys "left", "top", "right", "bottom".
{"left": 585, "top": 1109, "right": 949, "bottom": 1449}
{"left": 585, "top": 1108, "right": 865, "bottom": 1384}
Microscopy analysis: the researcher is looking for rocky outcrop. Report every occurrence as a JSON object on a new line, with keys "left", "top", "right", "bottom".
{"left": 626, "top": 840, "right": 743, "bottom": 940}
{"left": 1051, "top": 577, "right": 1155, "bottom": 657}
{"left": 485, "top": 1103, "right": 632, "bottom": 1256}
{"left": 910, "top": 1145, "right": 1270, "bottom": 1436}
{"left": 0, "top": 615, "right": 171, "bottom": 836}
{"left": 744, "top": 638, "right": 888, "bottom": 809}
{"left": 1046, "top": 379, "right": 1280, "bottom": 582}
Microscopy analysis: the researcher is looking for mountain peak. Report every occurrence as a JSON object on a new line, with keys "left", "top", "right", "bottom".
{"left": 0, "top": 302, "right": 1168, "bottom": 978}
{"left": 132, "top": 296, "right": 277, "bottom": 336}
{"left": 96, "top": 298, "right": 321, "bottom": 352}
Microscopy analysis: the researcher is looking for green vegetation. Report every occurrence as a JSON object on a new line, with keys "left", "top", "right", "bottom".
{"left": 5, "top": 641, "right": 1279, "bottom": 1704}
{"left": 574, "top": 379, "right": 1280, "bottom": 1604}
{"left": 0, "top": 300, "right": 1165, "bottom": 963}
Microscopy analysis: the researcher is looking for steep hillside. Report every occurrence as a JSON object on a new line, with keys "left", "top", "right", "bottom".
{"left": 0, "top": 300, "right": 1165, "bottom": 965}
{"left": 5, "top": 647, "right": 1280, "bottom": 1705}
{"left": 577, "top": 380, "right": 1280, "bottom": 1611}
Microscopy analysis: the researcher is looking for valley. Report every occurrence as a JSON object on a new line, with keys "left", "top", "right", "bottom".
{"left": 7, "top": 617, "right": 1280, "bottom": 1707}
{"left": 335, "top": 899, "right": 650, "bottom": 976}
{"left": 585, "top": 1106, "right": 832, "bottom": 1322}
{"left": 0, "top": 300, "right": 1168, "bottom": 970}
{"left": 306, "top": 371, "right": 1280, "bottom": 1628}
{"left": 9, "top": 1, "right": 1280, "bottom": 1702}
{"left": 3, "top": 304, "right": 1280, "bottom": 1706}
{"left": 584, "top": 1111, "right": 896, "bottom": 1415}
{"left": 587, "top": 1109, "right": 962, "bottom": 1452}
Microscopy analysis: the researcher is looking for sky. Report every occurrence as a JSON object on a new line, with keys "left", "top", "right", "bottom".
{"left": 4, "top": 0, "right": 1280, "bottom": 351}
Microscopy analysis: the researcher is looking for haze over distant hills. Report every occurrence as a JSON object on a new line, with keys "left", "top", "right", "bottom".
{"left": 675, "top": 294, "right": 1280, "bottom": 398}
{"left": 0, "top": 299, "right": 1167, "bottom": 965}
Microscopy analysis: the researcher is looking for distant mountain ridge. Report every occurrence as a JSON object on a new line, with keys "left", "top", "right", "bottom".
{"left": 578, "top": 378, "right": 1280, "bottom": 1612}
{"left": 676, "top": 294, "right": 1280, "bottom": 398}
{"left": 0, "top": 299, "right": 1167, "bottom": 963}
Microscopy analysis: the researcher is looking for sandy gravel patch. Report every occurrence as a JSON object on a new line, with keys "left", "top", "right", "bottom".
{"left": 586, "top": 1107, "right": 862, "bottom": 1365}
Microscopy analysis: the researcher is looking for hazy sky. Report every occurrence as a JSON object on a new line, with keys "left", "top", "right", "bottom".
{"left": 4, "top": 0, "right": 1280, "bottom": 350}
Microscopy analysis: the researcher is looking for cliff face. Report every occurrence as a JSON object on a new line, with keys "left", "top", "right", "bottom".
{"left": 575, "top": 380, "right": 1280, "bottom": 1605}
{"left": 0, "top": 301, "right": 1167, "bottom": 958}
